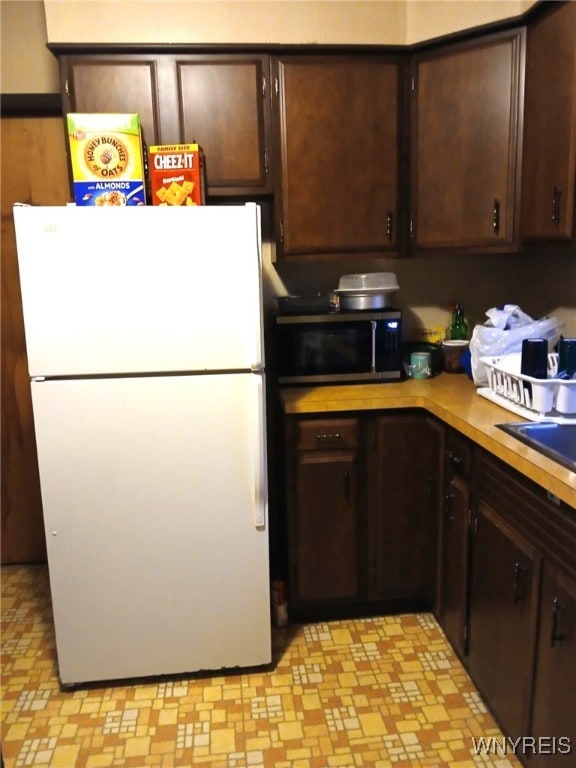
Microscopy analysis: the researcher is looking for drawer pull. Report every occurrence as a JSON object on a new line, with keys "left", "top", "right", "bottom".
{"left": 315, "top": 432, "right": 342, "bottom": 442}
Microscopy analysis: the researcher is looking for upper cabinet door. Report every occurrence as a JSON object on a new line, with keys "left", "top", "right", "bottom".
{"left": 521, "top": 1, "right": 576, "bottom": 247}
{"left": 174, "top": 55, "right": 273, "bottom": 195}
{"left": 59, "top": 55, "right": 164, "bottom": 148}
{"left": 273, "top": 56, "right": 402, "bottom": 262}
{"left": 410, "top": 30, "right": 525, "bottom": 253}
{"left": 59, "top": 53, "right": 272, "bottom": 197}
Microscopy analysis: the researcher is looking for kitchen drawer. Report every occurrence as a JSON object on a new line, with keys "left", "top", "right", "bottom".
{"left": 296, "top": 418, "right": 360, "bottom": 450}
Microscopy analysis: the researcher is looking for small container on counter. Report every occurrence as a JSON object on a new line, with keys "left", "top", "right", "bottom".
{"left": 409, "top": 351, "right": 432, "bottom": 379}
{"left": 402, "top": 342, "right": 442, "bottom": 378}
{"left": 442, "top": 339, "right": 469, "bottom": 373}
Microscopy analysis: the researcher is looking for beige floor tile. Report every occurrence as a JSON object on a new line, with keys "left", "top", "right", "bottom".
{"left": 1, "top": 565, "right": 522, "bottom": 768}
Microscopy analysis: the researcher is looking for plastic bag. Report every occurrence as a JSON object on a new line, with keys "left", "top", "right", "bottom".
{"left": 470, "top": 305, "right": 563, "bottom": 385}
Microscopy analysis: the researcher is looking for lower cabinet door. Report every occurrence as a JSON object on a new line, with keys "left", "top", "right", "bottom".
{"left": 468, "top": 502, "right": 540, "bottom": 740}
{"left": 440, "top": 474, "right": 470, "bottom": 658}
{"left": 291, "top": 441, "right": 361, "bottom": 606}
{"left": 370, "top": 414, "right": 442, "bottom": 601}
{"left": 530, "top": 561, "right": 576, "bottom": 767}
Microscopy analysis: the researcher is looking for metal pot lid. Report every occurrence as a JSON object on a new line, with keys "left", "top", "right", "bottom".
{"left": 333, "top": 287, "right": 396, "bottom": 295}
{"left": 337, "top": 272, "right": 399, "bottom": 291}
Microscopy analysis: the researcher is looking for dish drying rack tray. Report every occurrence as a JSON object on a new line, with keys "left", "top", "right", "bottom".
{"left": 477, "top": 353, "right": 576, "bottom": 424}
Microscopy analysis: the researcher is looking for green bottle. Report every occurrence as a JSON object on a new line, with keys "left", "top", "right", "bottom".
{"left": 447, "top": 303, "right": 469, "bottom": 340}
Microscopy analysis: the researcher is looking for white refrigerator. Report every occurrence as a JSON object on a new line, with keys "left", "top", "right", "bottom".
{"left": 13, "top": 203, "right": 271, "bottom": 686}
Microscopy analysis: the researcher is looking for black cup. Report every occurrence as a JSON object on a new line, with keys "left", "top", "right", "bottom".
{"left": 521, "top": 338, "right": 548, "bottom": 379}
{"left": 558, "top": 338, "right": 576, "bottom": 378}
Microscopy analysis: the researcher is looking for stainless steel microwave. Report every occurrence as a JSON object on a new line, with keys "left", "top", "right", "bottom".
{"left": 274, "top": 310, "right": 402, "bottom": 384}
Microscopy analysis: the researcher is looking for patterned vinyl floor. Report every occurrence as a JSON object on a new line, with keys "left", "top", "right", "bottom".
{"left": 1, "top": 565, "right": 522, "bottom": 768}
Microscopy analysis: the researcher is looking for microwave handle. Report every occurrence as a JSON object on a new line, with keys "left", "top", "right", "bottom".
{"left": 371, "top": 320, "right": 377, "bottom": 373}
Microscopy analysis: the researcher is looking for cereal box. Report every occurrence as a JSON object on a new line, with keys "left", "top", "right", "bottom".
{"left": 148, "top": 144, "right": 205, "bottom": 206}
{"left": 66, "top": 113, "right": 146, "bottom": 206}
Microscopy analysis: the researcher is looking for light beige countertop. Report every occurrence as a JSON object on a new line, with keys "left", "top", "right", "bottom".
{"left": 280, "top": 374, "right": 576, "bottom": 509}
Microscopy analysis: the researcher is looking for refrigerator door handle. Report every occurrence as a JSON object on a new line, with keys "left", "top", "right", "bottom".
{"left": 252, "top": 373, "right": 268, "bottom": 530}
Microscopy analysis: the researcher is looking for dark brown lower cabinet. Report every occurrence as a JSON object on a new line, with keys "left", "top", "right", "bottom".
{"left": 287, "top": 417, "right": 363, "bottom": 611}
{"left": 284, "top": 413, "right": 576, "bottom": 767}
{"left": 368, "top": 414, "right": 442, "bottom": 603}
{"left": 470, "top": 451, "right": 576, "bottom": 767}
{"left": 530, "top": 562, "right": 576, "bottom": 768}
{"left": 468, "top": 502, "right": 540, "bottom": 741}
{"left": 284, "top": 411, "right": 442, "bottom": 617}
{"left": 440, "top": 474, "right": 470, "bottom": 657}
{"left": 438, "top": 428, "right": 474, "bottom": 659}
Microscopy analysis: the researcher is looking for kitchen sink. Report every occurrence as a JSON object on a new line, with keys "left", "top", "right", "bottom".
{"left": 497, "top": 422, "right": 576, "bottom": 472}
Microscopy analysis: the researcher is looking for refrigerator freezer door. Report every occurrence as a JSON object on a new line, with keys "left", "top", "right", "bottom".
{"left": 14, "top": 204, "right": 264, "bottom": 377}
{"left": 31, "top": 373, "right": 270, "bottom": 685}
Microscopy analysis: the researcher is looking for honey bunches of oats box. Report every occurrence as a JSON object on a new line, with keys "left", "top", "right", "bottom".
{"left": 148, "top": 144, "right": 206, "bottom": 206}
{"left": 67, "top": 113, "right": 146, "bottom": 206}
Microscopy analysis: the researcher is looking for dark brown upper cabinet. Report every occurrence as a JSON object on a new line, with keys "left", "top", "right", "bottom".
{"left": 272, "top": 55, "right": 403, "bottom": 262}
{"left": 59, "top": 54, "right": 164, "bottom": 148}
{"left": 521, "top": 1, "right": 576, "bottom": 248}
{"left": 410, "top": 29, "right": 525, "bottom": 254}
{"left": 58, "top": 53, "right": 273, "bottom": 196}
{"left": 173, "top": 55, "right": 272, "bottom": 195}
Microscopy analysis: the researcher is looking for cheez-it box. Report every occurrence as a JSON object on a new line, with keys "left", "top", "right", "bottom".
{"left": 148, "top": 144, "right": 206, "bottom": 206}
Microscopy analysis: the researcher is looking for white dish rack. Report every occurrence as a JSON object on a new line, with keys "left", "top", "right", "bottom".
{"left": 477, "top": 353, "right": 576, "bottom": 424}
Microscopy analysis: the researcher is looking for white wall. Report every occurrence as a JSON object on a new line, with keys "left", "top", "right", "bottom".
{"left": 1, "top": 1, "right": 59, "bottom": 92}
{"left": 1, "top": 0, "right": 535, "bottom": 93}
{"left": 406, "top": 1, "right": 533, "bottom": 44}
{"left": 42, "top": 0, "right": 532, "bottom": 47}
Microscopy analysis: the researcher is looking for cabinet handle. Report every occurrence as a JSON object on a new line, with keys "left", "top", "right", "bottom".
{"left": 315, "top": 432, "right": 342, "bottom": 442}
{"left": 343, "top": 469, "right": 350, "bottom": 500}
{"left": 428, "top": 474, "right": 437, "bottom": 508}
{"left": 492, "top": 198, "right": 500, "bottom": 235}
{"left": 386, "top": 211, "right": 394, "bottom": 243}
{"left": 550, "top": 597, "right": 566, "bottom": 647}
{"left": 447, "top": 451, "right": 463, "bottom": 470}
{"left": 552, "top": 187, "right": 562, "bottom": 226}
{"left": 513, "top": 561, "right": 525, "bottom": 604}
{"left": 444, "top": 492, "right": 455, "bottom": 521}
